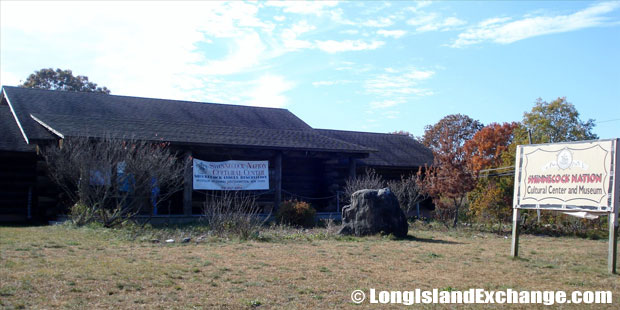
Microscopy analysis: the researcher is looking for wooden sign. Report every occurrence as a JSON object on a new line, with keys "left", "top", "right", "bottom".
{"left": 511, "top": 139, "right": 619, "bottom": 274}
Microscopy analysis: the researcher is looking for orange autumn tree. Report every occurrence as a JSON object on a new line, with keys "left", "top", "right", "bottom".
{"left": 464, "top": 122, "right": 518, "bottom": 231}
{"left": 421, "top": 114, "right": 483, "bottom": 228}
{"left": 464, "top": 122, "right": 518, "bottom": 172}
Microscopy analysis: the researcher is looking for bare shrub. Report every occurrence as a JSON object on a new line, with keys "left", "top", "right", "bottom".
{"left": 324, "top": 218, "right": 340, "bottom": 235}
{"left": 44, "top": 137, "right": 187, "bottom": 227}
{"left": 203, "top": 191, "right": 266, "bottom": 239}
{"left": 386, "top": 174, "right": 428, "bottom": 216}
{"left": 67, "top": 202, "right": 96, "bottom": 226}
{"left": 344, "top": 169, "right": 427, "bottom": 217}
{"left": 344, "top": 168, "right": 384, "bottom": 203}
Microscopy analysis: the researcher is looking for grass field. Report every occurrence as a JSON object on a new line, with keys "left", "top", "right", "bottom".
{"left": 1, "top": 224, "right": 618, "bottom": 309}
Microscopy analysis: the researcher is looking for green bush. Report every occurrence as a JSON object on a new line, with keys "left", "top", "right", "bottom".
{"left": 276, "top": 200, "right": 316, "bottom": 228}
{"left": 68, "top": 202, "right": 96, "bottom": 226}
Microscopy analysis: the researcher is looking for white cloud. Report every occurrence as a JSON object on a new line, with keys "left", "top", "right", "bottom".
{"left": 279, "top": 21, "right": 391, "bottom": 53}
{"left": 0, "top": 0, "right": 435, "bottom": 112}
{"left": 328, "top": 5, "right": 400, "bottom": 29}
{"left": 326, "top": 8, "right": 358, "bottom": 26}
{"left": 406, "top": 12, "right": 437, "bottom": 26}
{"left": 312, "top": 80, "right": 351, "bottom": 87}
{"left": 403, "top": 70, "right": 434, "bottom": 80}
{"left": 245, "top": 74, "right": 295, "bottom": 108}
{"left": 0, "top": 1, "right": 280, "bottom": 101}
{"left": 340, "top": 29, "right": 359, "bottom": 35}
{"left": 369, "top": 99, "right": 403, "bottom": 109}
{"left": 315, "top": 40, "right": 384, "bottom": 53}
{"left": 266, "top": 1, "right": 339, "bottom": 16}
{"left": 290, "top": 20, "right": 316, "bottom": 35}
{"left": 478, "top": 17, "right": 512, "bottom": 27}
{"left": 196, "top": 74, "right": 294, "bottom": 108}
{"left": 381, "top": 110, "right": 400, "bottom": 119}
{"left": 406, "top": 1, "right": 433, "bottom": 13}
{"left": 365, "top": 67, "right": 435, "bottom": 110}
{"left": 377, "top": 29, "right": 407, "bottom": 38}
{"left": 281, "top": 20, "right": 316, "bottom": 50}
{"left": 0, "top": 0, "right": 398, "bottom": 103}
{"left": 313, "top": 81, "right": 337, "bottom": 86}
{"left": 365, "top": 17, "right": 394, "bottom": 28}
{"left": 407, "top": 12, "right": 466, "bottom": 32}
{"left": 200, "top": 32, "right": 267, "bottom": 75}
{"left": 0, "top": 71, "right": 21, "bottom": 87}
{"left": 451, "top": 1, "right": 620, "bottom": 47}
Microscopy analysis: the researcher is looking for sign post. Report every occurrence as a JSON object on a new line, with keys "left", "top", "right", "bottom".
{"left": 511, "top": 139, "right": 619, "bottom": 273}
{"left": 511, "top": 144, "right": 523, "bottom": 258}
{"left": 511, "top": 208, "right": 520, "bottom": 257}
{"left": 609, "top": 140, "right": 619, "bottom": 274}
{"left": 609, "top": 209, "right": 618, "bottom": 274}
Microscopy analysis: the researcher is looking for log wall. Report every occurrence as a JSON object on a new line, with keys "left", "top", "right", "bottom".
{"left": 0, "top": 152, "right": 38, "bottom": 222}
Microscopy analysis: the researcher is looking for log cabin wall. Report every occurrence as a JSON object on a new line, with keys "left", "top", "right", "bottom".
{"left": 0, "top": 151, "right": 38, "bottom": 222}
{"left": 362, "top": 166, "right": 419, "bottom": 181}
{"left": 0, "top": 144, "right": 423, "bottom": 221}
{"left": 281, "top": 156, "right": 330, "bottom": 211}
{"left": 35, "top": 156, "right": 63, "bottom": 220}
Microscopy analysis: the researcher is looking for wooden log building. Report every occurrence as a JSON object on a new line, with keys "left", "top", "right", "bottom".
{"left": 0, "top": 86, "right": 433, "bottom": 222}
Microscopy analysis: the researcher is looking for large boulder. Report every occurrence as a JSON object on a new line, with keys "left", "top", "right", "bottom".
{"left": 338, "top": 188, "right": 408, "bottom": 238}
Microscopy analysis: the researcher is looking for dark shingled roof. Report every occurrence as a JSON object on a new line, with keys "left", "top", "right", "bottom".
{"left": 30, "top": 113, "right": 373, "bottom": 152}
{"left": 0, "top": 105, "right": 34, "bottom": 152}
{"left": 316, "top": 129, "right": 433, "bottom": 168}
{"left": 3, "top": 86, "right": 372, "bottom": 153}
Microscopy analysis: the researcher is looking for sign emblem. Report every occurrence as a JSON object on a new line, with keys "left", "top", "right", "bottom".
{"left": 557, "top": 149, "right": 572, "bottom": 170}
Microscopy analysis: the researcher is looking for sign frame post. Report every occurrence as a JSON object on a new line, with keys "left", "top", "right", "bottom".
{"left": 511, "top": 143, "right": 523, "bottom": 258}
{"left": 609, "top": 140, "right": 619, "bottom": 274}
{"left": 609, "top": 209, "right": 618, "bottom": 274}
{"left": 511, "top": 208, "right": 520, "bottom": 257}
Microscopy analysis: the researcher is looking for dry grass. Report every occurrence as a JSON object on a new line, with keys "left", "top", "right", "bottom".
{"left": 1, "top": 224, "right": 618, "bottom": 309}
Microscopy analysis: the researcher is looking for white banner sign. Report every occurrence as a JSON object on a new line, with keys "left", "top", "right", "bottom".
{"left": 193, "top": 159, "right": 269, "bottom": 190}
{"left": 514, "top": 139, "right": 618, "bottom": 212}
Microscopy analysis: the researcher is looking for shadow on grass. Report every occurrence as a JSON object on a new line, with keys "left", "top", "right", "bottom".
{"left": 394, "top": 235, "right": 463, "bottom": 244}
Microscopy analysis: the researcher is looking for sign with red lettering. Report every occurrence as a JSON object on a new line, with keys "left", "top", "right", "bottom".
{"left": 513, "top": 139, "right": 618, "bottom": 212}
{"left": 193, "top": 159, "right": 269, "bottom": 190}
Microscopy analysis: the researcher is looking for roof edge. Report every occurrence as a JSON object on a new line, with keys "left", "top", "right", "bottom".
{"left": 2, "top": 87, "right": 30, "bottom": 144}
{"left": 1, "top": 85, "right": 295, "bottom": 112}
{"left": 317, "top": 128, "right": 416, "bottom": 137}
{"left": 30, "top": 114, "right": 65, "bottom": 139}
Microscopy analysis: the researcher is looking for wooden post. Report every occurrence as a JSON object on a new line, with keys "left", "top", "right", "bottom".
{"left": 609, "top": 139, "right": 619, "bottom": 274}
{"left": 336, "top": 191, "right": 340, "bottom": 213}
{"left": 609, "top": 212, "right": 618, "bottom": 274}
{"left": 348, "top": 157, "right": 357, "bottom": 180}
{"left": 511, "top": 145, "right": 522, "bottom": 258}
{"left": 274, "top": 151, "right": 282, "bottom": 212}
{"left": 27, "top": 186, "right": 32, "bottom": 220}
{"left": 416, "top": 202, "right": 420, "bottom": 218}
{"left": 183, "top": 151, "right": 193, "bottom": 216}
{"left": 511, "top": 208, "right": 520, "bottom": 257}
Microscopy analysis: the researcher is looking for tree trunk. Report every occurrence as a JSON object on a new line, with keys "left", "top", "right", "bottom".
{"left": 452, "top": 198, "right": 460, "bottom": 228}
{"left": 497, "top": 218, "right": 502, "bottom": 235}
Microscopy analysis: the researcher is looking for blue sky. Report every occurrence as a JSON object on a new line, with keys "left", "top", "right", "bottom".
{"left": 1, "top": 1, "right": 619, "bottom": 138}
